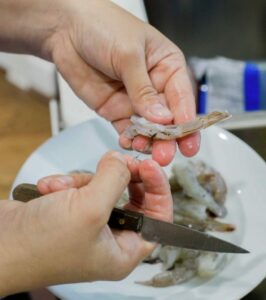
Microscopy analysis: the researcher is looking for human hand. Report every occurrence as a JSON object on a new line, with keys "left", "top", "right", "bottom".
{"left": 47, "top": 0, "right": 200, "bottom": 166}
{"left": 0, "top": 152, "right": 172, "bottom": 295}
{"left": 0, "top": 0, "right": 199, "bottom": 166}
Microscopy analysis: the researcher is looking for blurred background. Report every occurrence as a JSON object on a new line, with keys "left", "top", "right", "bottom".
{"left": 0, "top": 1, "right": 265, "bottom": 299}
{"left": 145, "top": 0, "right": 266, "bottom": 59}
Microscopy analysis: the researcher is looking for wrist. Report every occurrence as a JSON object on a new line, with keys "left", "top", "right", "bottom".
{"left": 0, "top": 0, "right": 70, "bottom": 60}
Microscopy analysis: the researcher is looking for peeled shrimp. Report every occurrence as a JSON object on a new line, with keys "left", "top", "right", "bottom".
{"left": 159, "top": 246, "right": 181, "bottom": 270}
{"left": 172, "top": 161, "right": 227, "bottom": 217}
{"left": 125, "top": 111, "right": 231, "bottom": 140}
{"left": 138, "top": 250, "right": 199, "bottom": 287}
{"left": 197, "top": 252, "right": 226, "bottom": 278}
{"left": 137, "top": 262, "right": 197, "bottom": 287}
{"left": 173, "top": 195, "right": 209, "bottom": 221}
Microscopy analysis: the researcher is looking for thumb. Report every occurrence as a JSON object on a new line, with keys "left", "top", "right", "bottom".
{"left": 79, "top": 151, "right": 130, "bottom": 220}
{"left": 121, "top": 52, "right": 173, "bottom": 124}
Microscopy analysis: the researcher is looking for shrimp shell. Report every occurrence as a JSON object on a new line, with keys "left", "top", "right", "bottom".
{"left": 125, "top": 111, "right": 231, "bottom": 140}
{"left": 174, "top": 215, "right": 235, "bottom": 232}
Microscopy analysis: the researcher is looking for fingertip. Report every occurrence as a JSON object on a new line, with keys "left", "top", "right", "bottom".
{"left": 132, "top": 136, "right": 151, "bottom": 153}
{"left": 49, "top": 179, "right": 69, "bottom": 192}
{"left": 38, "top": 175, "right": 75, "bottom": 193}
{"left": 126, "top": 155, "right": 141, "bottom": 182}
{"left": 37, "top": 180, "right": 50, "bottom": 194}
{"left": 152, "top": 140, "right": 176, "bottom": 166}
{"left": 125, "top": 154, "right": 140, "bottom": 169}
{"left": 139, "top": 159, "right": 168, "bottom": 188}
{"left": 119, "top": 135, "right": 132, "bottom": 150}
{"left": 101, "top": 151, "right": 127, "bottom": 165}
{"left": 140, "top": 158, "right": 159, "bottom": 168}
{"left": 139, "top": 159, "right": 160, "bottom": 174}
{"left": 178, "top": 132, "right": 201, "bottom": 157}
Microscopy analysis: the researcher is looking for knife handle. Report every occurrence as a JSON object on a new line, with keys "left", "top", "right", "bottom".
{"left": 13, "top": 183, "right": 42, "bottom": 202}
{"left": 12, "top": 184, "right": 144, "bottom": 233}
{"left": 109, "top": 208, "right": 143, "bottom": 232}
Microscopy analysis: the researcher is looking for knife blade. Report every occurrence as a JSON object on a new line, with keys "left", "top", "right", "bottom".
{"left": 13, "top": 183, "right": 249, "bottom": 254}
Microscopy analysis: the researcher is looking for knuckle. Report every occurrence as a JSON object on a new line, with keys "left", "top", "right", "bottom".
{"left": 134, "top": 85, "right": 157, "bottom": 105}
{"left": 111, "top": 43, "right": 143, "bottom": 78}
{"left": 120, "top": 45, "right": 142, "bottom": 61}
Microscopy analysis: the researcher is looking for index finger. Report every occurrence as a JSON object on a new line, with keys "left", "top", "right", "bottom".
{"left": 126, "top": 159, "right": 173, "bottom": 222}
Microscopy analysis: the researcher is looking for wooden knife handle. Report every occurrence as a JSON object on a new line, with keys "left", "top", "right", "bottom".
{"left": 12, "top": 184, "right": 144, "bottom": 233}
{"left": 109, "top": 208, "right": 143, "bottom": 232}
{"left": 13, "top": 183, "right": 42, "bottom": 202}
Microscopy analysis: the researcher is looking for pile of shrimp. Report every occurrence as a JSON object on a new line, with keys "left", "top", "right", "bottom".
{"left": 118, "top": 159, "right": 235, "bottom": 287}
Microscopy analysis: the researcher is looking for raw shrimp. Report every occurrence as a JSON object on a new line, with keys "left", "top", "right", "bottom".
{"left": 189, "top": 160, "right": 227, "bottom": 204}
{"left": 125, "top": 111, "right": 231, "bottom": 140}
{"left": 174, "top": 215, "right": 235, "bottom": 232}
{"left": 144, "top": 245, "right": 162, "bottom": 264}
{"left": 173, "top": 193, "right": 209, "bottom": 221}
{"left": 159, "top": 246, "right": 182, "bottom": 270}
{"left": 171, "top": 161, "right": 227, "bottom": 217}
{"left": 138, "top": 250, "right": 199, "bottom": 287}
{"left": 137, "top": 266, "right": 197, "bottom": 287}
{"left": 197, "top": 252, "right": 227, "bottom": 278}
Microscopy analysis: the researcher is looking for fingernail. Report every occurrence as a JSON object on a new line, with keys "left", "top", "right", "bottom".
{"left": 148, "top": 103, "right": 172, "bottom": 118}
{"left": 119, "top": 135, "right": 133, "bottom": 150}
{"left": 111, "top": 152, "right": 127, "bottom": 163}
{"left": 143, "top": 142, "right": 152, "bottom": 154}
{"left": 56, "top": 176, "right": 74, "bottom": 186}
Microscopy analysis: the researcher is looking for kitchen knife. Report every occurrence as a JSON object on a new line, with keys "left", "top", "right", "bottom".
{"left": 13, "top": 183, "right": 249, "bottom": 254}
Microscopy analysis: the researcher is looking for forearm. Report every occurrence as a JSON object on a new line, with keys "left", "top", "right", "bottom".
{"left": 0, "top": 240, "right": 31, "bottom": 296}
{"left": 0, "top": 201, "right": 48, "bottom": 296}
{"left": 0, "top": 0, "right": 67, "bottom": 60}
{"left": 0, "top": 202, "right": 26, "bottom": 296}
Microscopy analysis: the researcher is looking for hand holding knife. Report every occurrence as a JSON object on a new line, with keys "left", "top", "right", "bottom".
{"left": 13, "top": 183, "right": 249, "bottom": 254}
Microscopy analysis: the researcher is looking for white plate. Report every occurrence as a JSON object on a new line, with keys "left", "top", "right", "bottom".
{"left": 12, "top": 118, "right": 266, "bottom": 300}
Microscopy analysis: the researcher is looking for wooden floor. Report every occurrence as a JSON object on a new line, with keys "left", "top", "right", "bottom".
{"left": 0, "top": 69, "right": 51, "bottom": 199}
{"left": 0, "top": 69, "right": 56, "bottom": 298}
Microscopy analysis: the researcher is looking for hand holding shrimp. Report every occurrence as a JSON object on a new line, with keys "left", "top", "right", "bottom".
{"left": 125, "top": 111, "right": 230, "bottom": 141}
